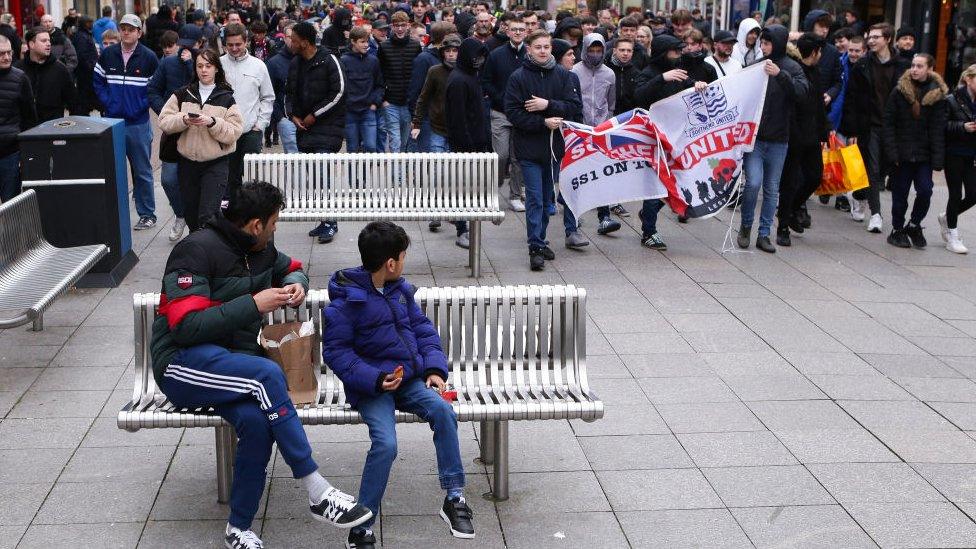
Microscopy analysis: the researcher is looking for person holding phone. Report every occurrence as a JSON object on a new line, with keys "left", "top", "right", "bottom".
{"left": 158, "top": 48, "right": 244, "bottom": 232}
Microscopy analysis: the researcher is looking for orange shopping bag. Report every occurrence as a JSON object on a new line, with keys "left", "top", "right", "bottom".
{"left": 816, "top": 134, "right": 846, "bottom": 196}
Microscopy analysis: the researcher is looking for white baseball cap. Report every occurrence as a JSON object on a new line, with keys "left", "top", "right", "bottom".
{"left": 119, "top": 14, "right": 142, "bottom": 29}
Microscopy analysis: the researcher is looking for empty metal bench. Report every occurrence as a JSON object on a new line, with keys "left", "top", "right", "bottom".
{"left": 243, "top": 153, "right": 504, "bottom": 278}
{"left": 0, "top": 190, "right": 108, "bottom": 331}
{"left": 119, "top": 285, "right": 602, "bottom": 502}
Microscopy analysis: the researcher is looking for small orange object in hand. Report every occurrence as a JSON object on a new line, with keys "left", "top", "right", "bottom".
{"left": 392, "top": 365, "right": 404, "bottom": 381}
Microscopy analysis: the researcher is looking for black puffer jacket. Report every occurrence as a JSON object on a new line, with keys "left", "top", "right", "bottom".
{"left": 882, "top": 70, "right": 948, "bottom": 169}
{"left": 0, "top": 66, "right": 35, "bottom": 157}
{"left": 322, "top": 7, "right": 352, "bottom": 57}
{"left": 790, "top": 52, "right": 831, "bottom": 146}
{"left": 751, "top": 25, "right": 809, "bottom": 143}
{"left": 504, "top": 54, "right": 583, "bottom": 163}
{"left": 286, "top": 47, "right": 346, "bottom": 152}
{"left": 378, "top": 34, "right": 422, "bottom": 106}
{"left": 847, "top": 48, "right": 911, "bottom": 136}
{"left": 15, "top": 55, "right": 77, "bottom": 123}
{"left": 445, "top": 38, "right": 490, "bottom": 152}
{"left": 802, "top": 10, "right": 843, "bottom": 100}
{"left": 606, "top": 56, "right": 641, "bottom": 115}
{"left": 946, "top": 86, "right": 976, "bottom": 158}
{"left": 633, "top": 34, "right": 693, "bottom": 107}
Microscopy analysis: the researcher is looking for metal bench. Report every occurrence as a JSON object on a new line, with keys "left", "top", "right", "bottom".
{"left": 119, "top": 285, "right": 602, "bottom": 502}
{"left": 0, "top": 190, "right": 108, "bottom": 331}
{"left": 243, "top": 153, "right": 504, "bottom": 278}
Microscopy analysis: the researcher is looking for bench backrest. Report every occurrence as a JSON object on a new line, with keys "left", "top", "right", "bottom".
{"left": 0, "top": 190, "right": 46, "bottom": 274}
{"left": 131, "top": 285, "right": 590, "bottom": 409}
{"left": 243, "top": 153, "right": 499, "bottom": 214}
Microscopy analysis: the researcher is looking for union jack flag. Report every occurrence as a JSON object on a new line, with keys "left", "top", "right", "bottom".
{"left": 561, "top": 109, "right": 660, "bottom": 157}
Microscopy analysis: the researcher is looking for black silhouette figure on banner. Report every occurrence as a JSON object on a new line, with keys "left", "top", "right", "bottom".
{"left": 697, "top": 180, "right": 711, "bottom": 204}
{"left": 681, "top": 187, "right": 694, "bottom": 206}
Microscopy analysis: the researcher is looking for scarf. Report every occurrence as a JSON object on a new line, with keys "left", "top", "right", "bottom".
{"left": 610, "top": 53, "right": 630, "bottom": 68}
{"left": 531, "top": 54, "right": 556, "bottom": 70}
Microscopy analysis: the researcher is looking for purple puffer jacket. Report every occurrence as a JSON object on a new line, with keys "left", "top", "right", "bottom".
{"left": 322, "top": 267, "right": 449, "bottom": 408}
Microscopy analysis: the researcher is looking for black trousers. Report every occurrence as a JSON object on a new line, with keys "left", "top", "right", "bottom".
{"left": 226, "top": 129, "right": 264, "bottom": 198}
{"left": 777, "top": 142, "right": 823, "bottom": 231}
{"left": 180, "top": 156, "right": 230, "bottom": 232}
{"left": 946, "top": 153, "right": 976, "bottom": 229}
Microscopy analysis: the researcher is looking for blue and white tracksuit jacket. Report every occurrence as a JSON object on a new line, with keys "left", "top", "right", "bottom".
{"left": 93, "top": 43, "right": 158, "bottom": 125}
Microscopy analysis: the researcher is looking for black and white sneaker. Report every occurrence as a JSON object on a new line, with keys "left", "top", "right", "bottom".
{"left": 309, "top": 487, "right": 373, "bottom": 529}
{"left": 225, "top": 524, "right": 263, "bottom": 549}
{"left": 133, "top": 216, "right": 156, "bottom": 230}
{"left": 346, "top": 528, "right": 377, "bottom": 549}
{"left": 440, "top": 496, "right": 475, "bottom": 539}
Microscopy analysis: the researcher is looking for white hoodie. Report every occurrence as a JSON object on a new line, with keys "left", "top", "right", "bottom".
{"left": 731, "top": 18, "right": 763, "bottom": 68}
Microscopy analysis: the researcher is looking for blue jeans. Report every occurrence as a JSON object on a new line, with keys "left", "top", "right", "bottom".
{"left": 345, "top": 110, "right": 378, "bottom": 153}
{"left": 160, "top": 161, "right": 184, "bottom": 218}
{"left": 417, "top": 118, "right": 433, "bottom": 152}
{"left": 127, "top": 122, "right": 155, "bottom": 219}
{"left": 277, "top": 118, "right": 298, "bottom": 153}
{"left": 383, "top": 104, "right": 411, "bottom": 153}
{"left": 0, "top": 151, "right": 20, "bottom": 202}
{"left": 159, "top": 344, "right": 318, "bottom": 530}
{"left": 639, "top": 199, "right": 665, "bottom": 236}
{"left": 355, "top": 377, "right": 464, "bottom": 526}
{"left": 890, "top": 161, "right": 934, "bottom": 230}
{"left": 741, "top": 141, "right": 789, "bottom": 237}
{"left": 520, "top": 159, "right": 578, "bottom": 251}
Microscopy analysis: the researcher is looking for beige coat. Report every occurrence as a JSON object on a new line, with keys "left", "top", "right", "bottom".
{"left": 158, "top": 84, "right": 244, "bottom": 163}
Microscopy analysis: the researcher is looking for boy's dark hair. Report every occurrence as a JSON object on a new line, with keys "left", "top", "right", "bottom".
{"left": 249, "top": 20, "right": 268, "bottom": 34}
{"left": 224, "top": 22, "right": 247, "bottom": 40}
{"left": 159, "top": 29, "right": 179, "bottom": 49}
{"left": 797, "top": 32, "right": 824, "bottom": 58}
{"left": 224, "top": 181, "right": 284, "bottom": 226}
{"left": 359, "top": 222, "right": 411, "bottom": 272}
{"left": 349, "top": 26, "right": 369, "bottom": 42}
{"left": 579, "top": 15, "right": 597, "bottom": 26}
{"left": 618, "top": 16, "right": 638, "bottom": 29}
{"left": 833, "top": 27, "right": 854, "bottom": 41}
{"left": 670, "top": 8, "right": 692, "bottom": 25}
{"left": 292, "top": 21, "right": 317, "bottom": 45}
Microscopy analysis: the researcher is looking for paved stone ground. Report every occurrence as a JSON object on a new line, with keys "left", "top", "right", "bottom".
{"left": 4, "top": 150, "right": 976, "bottom": 547}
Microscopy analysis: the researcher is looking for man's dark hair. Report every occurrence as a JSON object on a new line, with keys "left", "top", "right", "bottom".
{"left": 870, "top": 22, "right": 893, "bottom": 42}
{"left": 498, "top": 11, "right": 517, "bottom": 23}
{"left": 670, "top": 8, "right": 692, "bottom": 25}
{"left": 159, "top": 29, "right": 179, "bottom": 49}
{"left": 25, "top": 27, "right": 49, "bottom": 45}
{"left": 224, "top": 22, "right": 247, "bottom": 40}
{"left": 359, "top": 221, "right": 411, "bottom": 272}
{"left": 614, "top": 36, "right": 634, "bottom": 47}
{"left": 429, "top": 20, "right": 456, "bottom": 43}
{"left": 618, "top": 16, "right": 639, "bottom": 29}
{"left": 475, "top": 1, "right": 491, "bottom": 12}
{"left": 249, "top": 20, "right": 268, "bottom": 34}
{"left": 224, "top": 181, "right": 284, "bottom": 226}
{"left": 797, "top": 32, "right": 824, "bottom": 58}
{"left": 833, "top": 27, "right": 854, "bottom": 41}
{"left": 579, "top": 15, "right": 597, "bottom": 26}
{"left": 159, "top": 5, "right": 172, "bottom": 19}
{"left": 102, "top": 5, "right": 112, "bottom": 16}
{"left": 349, "top": 26, "right": 369, "bottom": 41}
{"left": 813, "top": 13, "right": 832, "bottom": 29}
{"left": 292, "top": 21, "right": 317, "bottom": 45}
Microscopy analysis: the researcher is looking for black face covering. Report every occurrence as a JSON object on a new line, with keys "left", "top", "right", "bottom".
{"left": 472, "top": 56, "right": 485, "bottom": 70}
{"left": 681, "top": 50, "right": 705, "bottom": 65}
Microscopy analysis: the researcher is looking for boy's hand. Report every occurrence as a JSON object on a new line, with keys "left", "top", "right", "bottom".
{"left": 253, "top": 287, "right": 292, "bottom": 313}
{"left": 426, "top": 374, "right": 446, "bottom": 391}
{"left": 282, "top": 283, "right": 305, "bottom": 306}
{"left": 381, "top": 373, "right": 403, "bottom": 392}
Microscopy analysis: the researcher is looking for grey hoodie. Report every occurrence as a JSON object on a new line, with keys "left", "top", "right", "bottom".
{"left": 731, "top": 18, "right": 762, "bottom": 68}
{"left": 571, "top": 33, "right": 616, "bottom": 126}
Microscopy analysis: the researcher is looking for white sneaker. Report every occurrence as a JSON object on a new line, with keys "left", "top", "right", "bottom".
{"left": 850, "top": 198, "right": 865, "bottom": 222}
{"left": 509, "top": 198, "right": 525, "bottom": 212}
{"left": 938, "top": 213, "right": 949, "bottom": 243}
{"left": 867, "top": 213, "right": 883, "bottom": 233}
{"left": 169, "top": 218, "right": 186, "bottom": 242}
{"left": 947, "top": 229, "right": 969, "bottom": 254}
{"left": 225, "top": 524, "right": 263, "bottom": 549}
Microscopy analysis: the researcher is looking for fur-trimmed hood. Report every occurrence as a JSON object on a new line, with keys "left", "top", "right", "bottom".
{"left": 897, "top": 69, "right": 948, "bottom": 108}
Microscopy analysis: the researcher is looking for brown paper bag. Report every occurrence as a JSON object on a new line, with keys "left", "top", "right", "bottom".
{"left": 259, "top": 321, "right": 319, "bottom": 405}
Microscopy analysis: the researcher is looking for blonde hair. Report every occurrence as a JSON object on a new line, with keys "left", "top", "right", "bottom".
{"left": 960, "top": 64, "right": 976, "bottom": 87}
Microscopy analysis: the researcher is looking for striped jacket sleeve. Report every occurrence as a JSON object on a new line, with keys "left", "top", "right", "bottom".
{"left": 312, "top": 53, "right": 345, "bottom": 118}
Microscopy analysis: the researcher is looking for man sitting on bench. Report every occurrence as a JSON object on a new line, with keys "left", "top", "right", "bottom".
{"left": 150, "top": 181, "right": 371, "bottom": 549}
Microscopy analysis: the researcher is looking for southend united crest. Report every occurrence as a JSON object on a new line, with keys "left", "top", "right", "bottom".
{"left": 683, "top": 82, "right": 738, "bottom": 138}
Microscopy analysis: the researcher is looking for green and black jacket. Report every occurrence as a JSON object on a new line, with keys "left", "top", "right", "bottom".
{"left": 149, "top": 217, "right": 309, "bottom": 385}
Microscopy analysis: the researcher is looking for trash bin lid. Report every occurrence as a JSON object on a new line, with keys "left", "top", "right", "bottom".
{"left": 19, "top": 116, "right": 124, "bottom": 140}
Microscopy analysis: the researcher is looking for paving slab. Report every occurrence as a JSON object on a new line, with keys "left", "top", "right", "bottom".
{"left": 730, "top": 505, "right": 878, "bottom": 549}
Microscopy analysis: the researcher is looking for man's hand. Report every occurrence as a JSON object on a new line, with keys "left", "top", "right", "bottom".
{"left": 849, "top": 136, "right": 858, "bottom": 144}
{"left": 694, "top": 81, "right": 707, "bottom": 92}
{"left": 524, "top": 95, "right": 549, "bottom": 112}
{"left": 291, "top": 115, "right": 307, "bottom": 130}
{"left": 253, "top": 287, "right": 292, "bottom": 313}
{"left": 369, "top": 104, "right": 377, "bottom": 111}
{"left": 965, "top": 122, "right": 976, "bottom": 133}
{"left": 410, "top": 127, "right": 421, "bottom": 140}
{"left": 764, "top": 60, "right": 780, "bottom": 76}
{"left": 663, "top": 69, "right": 688, "bottom": 82}
{"left": 824, "top": 93, "right": 832, "bottom": 105}
{"left": 544, "top": 116, "right": 563, "bottom": 130}
{"left": 302, "top": 114, "right": 316, "bottom": 129}
{"left": 282, "top": 283, "right": 305, "bottom": 307}
{"left": 426, "top": 373, "right": 446, "bottom": 391}
{"left": 381, "top": 373, "right": 403, "bottom": 392}
{"left": 180, "top": 49, "right": 192, "bottom": 62}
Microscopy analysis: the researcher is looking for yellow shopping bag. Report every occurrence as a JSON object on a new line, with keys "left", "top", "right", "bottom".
{"left": 817, "top": 135, "right": 845, "bottom": 196}
{"left": 839, "top": 138, "right": 869, "bottom": 192}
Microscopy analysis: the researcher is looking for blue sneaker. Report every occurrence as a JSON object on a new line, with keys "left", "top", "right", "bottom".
{"left": 308, "top": 222, "right": 328, "bottom": 237}
{"left": 318, "top": 223, "right": 338, "bottom": 244}
{"left": 546, "top": 203, "right": 557, "bottom": 216}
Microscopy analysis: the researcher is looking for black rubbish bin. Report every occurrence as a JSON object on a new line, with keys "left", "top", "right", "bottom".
{"left": 19, "top": 116, "right": 137, "bottom": 287}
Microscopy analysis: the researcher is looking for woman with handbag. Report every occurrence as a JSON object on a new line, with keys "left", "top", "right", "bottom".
{"left": 941, "top": 64, "right": 976, "bottom": 254}
{"left": 158, "top": 48, "right": 244, "bottom": 233}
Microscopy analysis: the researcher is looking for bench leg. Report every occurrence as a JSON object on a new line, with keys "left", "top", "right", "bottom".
{"left": 468, "top": 221, "right": 482, "bottom": 278}
{"left": 478, "top": 420, "right": 495, "bottom": 465}
{"left": 215, "top": 424, "right": 236, "bottom": 504}
{"left": 32, "top": 315, "right": 43, "bottom": 332}
{"left": 489, "top": 421, "right": 509, "bottom": 501}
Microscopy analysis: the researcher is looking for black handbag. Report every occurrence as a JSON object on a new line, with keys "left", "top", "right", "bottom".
{"left": 159, "top": 131, "right": 181, "bottom": 163}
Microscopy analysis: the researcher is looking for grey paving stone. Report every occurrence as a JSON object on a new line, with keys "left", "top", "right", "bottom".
{"left": 0, "top": 448, "right": 72, "bottom": 484}
{"left": 18, "top": 522, "right": 143, "bottom": 549}
{"left": 0, "top": 368, "right": 41, "bottom": 394}
{"left": 721, "top": 374, "right": 827, "bottom": 401}
{"left": 498, "top": 471, "right": 611, "bottom": 514}
{"left": 0, "top": 345, "right": 59, "bottom": 368}
{"left": 81, "top": 417, "right": 184, "bottom": 447}
{"left": 871, "top": 429, "right": 976, "bottom": 463}
{"left": 8, "top": 390, "right": 111, "bottom": 419}
{"left": 913, "top": 463, "right": 976, "bottom": 502}
{"left": 702, "top": 465, "right": 836, "bottom": 507}
{"left": 700, "top": 352, "right": 797, "bottom": 376}
{"left": 774, "top": 429, "right": 899, "bottom": 463}
{"left": 838, "top": 400, "right": 956, "bottom": 431}
{"left": 909, "top": 335, "right": 976, "bottom": 357}
{"left": 657, "top": 401, "right": 767, "bottom": 433}
{"left": 619, "top": 353, "right": 713, "bottom": 378}
{"left": 590, "top": 378, "right": 652, "bottom": 406}
{"left": 584, "top": 353, "right": 633, "bottom": 379}
{"left": 605, "top": 332, "right": 694, "bottom": 355}
{"left": 264, "top": 476, "right": 344, "bottom": 520}
{"left": 638, "top": 376, "right": 738, "bottom": 404}
{"left": 596, "top": 469, "right": 724, "bottom": 511}
{"left": 892, "top": 376, "right": 976, "bottom": 402}
{"left": 617, "top": 509, "right": 752, "bottom": 548}
{"left": 678, "top": 431, "right": 797, "bottom": 467}
{"left": 382, "top": 513, "right": 506, "bottom": 548}
{"left": 0, "top": 392, "right": 17, "bottom": 418}
{"left": 579, "top": 434, "right": 694, "bottom": 470}
{"left": 808, "top": 462, "right": 946, "bottom": 504}
{"left": 748, "top": 401, "right": 860, "bottom": 431}
{"left": 500, "top": 511, "right": 629, "bottom": 549}
{"left": 0, "top": 482, "right": 51, "bottom": 525}
{"left": 860, "top": 354, "right": 964, "bottom": 378}
{"left": 807, "top": 374, "right": 914, "bottom": 400}
{"left": 569, "top": 404, "right": 671, "bottom": 437}
{"left": 730, "top": 505, "right": 878, "bottom": 549}
{"left": 844, "top": 502, "right": 976, "bottom": 548}
{"left": 151, "top": 472, "right": 260, "bottom": 521}
{"left": 31, "top": 366, "right": 126, "bottom": 391}
{"left": 260, "top": 517, "right": 351, "bottom": 549}
{"left": 782, "top": 352, "right": 879, "bottom": 376}
{"left": 0, "top": 417, "right": 91, "bottom": 449}
{"left": 138, "top": 519, "right": 242, "bottom": 549}
{"left": 60, "top": 445, "right": 174, "bottom": 483}
{"left": 34, "top": 480, "right": 160, "bottom": 524}
{"left": 0, "top": 525, "right": 26, "bottom": 549}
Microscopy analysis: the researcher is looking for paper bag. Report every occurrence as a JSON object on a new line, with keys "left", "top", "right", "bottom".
{"left": 259, "top": 321, "right": 319, "bottom": 405}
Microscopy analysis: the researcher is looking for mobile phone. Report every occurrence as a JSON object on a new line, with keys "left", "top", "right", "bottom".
{"left": 187, "top": 112, "right": 200, "bottom": 118}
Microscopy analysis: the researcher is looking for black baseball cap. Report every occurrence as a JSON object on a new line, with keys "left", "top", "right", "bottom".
{"left": 713, "top": 30, "right": 736, "bottom": 43}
